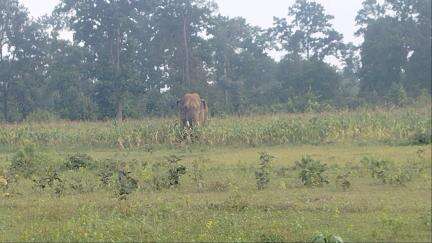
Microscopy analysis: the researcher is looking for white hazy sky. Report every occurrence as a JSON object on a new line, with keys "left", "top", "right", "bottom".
{"left": 20, "top": 0, "right": 363, "bottom": 44}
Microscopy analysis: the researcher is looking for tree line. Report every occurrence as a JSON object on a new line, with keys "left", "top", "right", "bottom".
{"left": 0, "top": 0, "right": 430, "bottom": 122}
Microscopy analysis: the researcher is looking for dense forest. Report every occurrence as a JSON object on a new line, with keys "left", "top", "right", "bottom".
{"left": 0, "top": 0, "right": 430, "bottom": 122}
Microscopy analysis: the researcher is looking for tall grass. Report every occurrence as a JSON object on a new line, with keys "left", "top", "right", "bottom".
{"left": 0, "top": 105, "right": 430, "bottom": 148}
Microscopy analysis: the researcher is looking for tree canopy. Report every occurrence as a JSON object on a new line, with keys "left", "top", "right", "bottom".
{"left": 0, "top": 0, "right": 430, "bottom": 122}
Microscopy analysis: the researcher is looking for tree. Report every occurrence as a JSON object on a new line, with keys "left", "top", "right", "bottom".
{"left": 271, "top": 0, "right": 344, "bottom": 61}
{"left": 355, "top": 0, "right": 386, "bottom": 36}
{"left": 149, "top": 0, "right": 216, "bottom": 96}
{"left": 54, "top": 0, "right": 153, "bottom": 122}
{"left": 0, "top": 0, "right": 48, "bottom": 121}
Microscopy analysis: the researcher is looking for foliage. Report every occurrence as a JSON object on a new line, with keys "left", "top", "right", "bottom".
{"left": 335, "top": 172, "right": 351, "bottom": 191}
{"left": 311, "top": 233, "right": 344, "bottom": 243}
{"left": 32, "top": 166, "right": 63, "bottom": 195}
{"left": 65, "top": 154, "right": 94, "bottom": 170}
{"left": 117, "top": 163, "right": 138, "bottom": 199}
{"left": 360, "top": 156, "right": 423, "bottom": 185}
{"left": 295, "top": 156, "right": 329, "bottom": 187}
{"left": 0, "top": 106, "right": 429, "bottom": 148}
{"left": 0, "top": 0, "right": 430, "bottom": 122}
{"left": 255, "top": 152, "right": 274, "bottom": 190}
{"left": 8, "top": 144, "right": 57, "bottom": 178}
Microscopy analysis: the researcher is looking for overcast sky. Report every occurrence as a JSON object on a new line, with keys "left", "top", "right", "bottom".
{"left": 20, "top": 0, "right": 363, "bottom": 44}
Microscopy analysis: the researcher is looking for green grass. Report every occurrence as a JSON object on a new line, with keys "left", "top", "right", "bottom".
{"left": 0, "top": 144, "right": 431, "bottom": 242}
{"left": 0, "top": 105, "right": 431, "bottom": 242}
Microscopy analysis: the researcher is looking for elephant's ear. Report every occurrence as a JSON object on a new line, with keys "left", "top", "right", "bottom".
{"left": 201, "top": 99, "right": 207, "bottom": 109}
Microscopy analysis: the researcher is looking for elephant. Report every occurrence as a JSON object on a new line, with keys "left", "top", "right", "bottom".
{"left": 177, "top": 93, "right": 208, "bottom": 127}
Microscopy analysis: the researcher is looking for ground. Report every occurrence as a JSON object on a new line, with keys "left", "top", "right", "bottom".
{"left": 0, "top": 143, "right": 431, "bottom": 242}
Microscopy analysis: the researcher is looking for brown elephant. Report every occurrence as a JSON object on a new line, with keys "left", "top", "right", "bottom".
{"left": 177, "top": 93, "right": 208, "bottom": 127}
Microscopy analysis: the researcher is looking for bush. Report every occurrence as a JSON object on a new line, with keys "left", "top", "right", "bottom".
{"left": 260, "top": 232, "right": 285, "bottom": 242}
{"left": 97, "top": 159, "right": 118, "bottom": 186}
{"left": 361, "top": 157, "right": 418, "bottom": 185}
{"left": 295, "top": 156, "right": 329, "bottom": 187}
{"left": 335, "top": 172, "right": 351, "bottom": 191}
{"left": 165, "top": 155, "right": 187, "bottom": 186}
{"left": 117, "top": 162, "right": 139, "bottom": 198}
{"left": 311, "top": 233, "right": 344, "bottom": 243}
{"left": 32, "top": 166, "right": 64, "bottom": 196}
{"left": 9, "top": 144, "right": 58, "bottom": 178}
{"left": 65, "top": 154, "right": 94, "bottom": 170}
{"left": 255, "top": 152, "right": 274, "bottom": 190}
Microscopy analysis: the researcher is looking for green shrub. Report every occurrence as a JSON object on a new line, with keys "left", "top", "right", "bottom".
{"left": 361, "top": 157, "right": 419, "bottom": 185}
{"left": 311, "top": 233, "right": 344, "bottom": 243}
{"left": 32, "top": 166, "right": 64, "bottom": 196}
{"left": 9, "top": 144, "right": 57, "bottom": 178}
{"left": 65, "top": 154, "right": 94, "bottom": 170}
{"left": 97, "top": 159, "right": 118, "bottom": 186}
{"left": 295, "top": 156, "right": 329, "bottom": 187}
{"left": 165, "top": 155, "right": 187, "bottom": 186}
{"left": 335, "top": 172, "right": 351, "bottom": 191}
{"left": 255, "top": 152, "right": 274, "bottom": 190}
{"left": 260, "top": 232, "right": 285, "bottom": 242}
{"left": 360, "top": 157, "right": 393, "bottom": 182}
{"left": 410, "top": 130, "right": 432, "bottom": 145}
{"left": 117, "top": 163, "right": 138, "bottom": 198}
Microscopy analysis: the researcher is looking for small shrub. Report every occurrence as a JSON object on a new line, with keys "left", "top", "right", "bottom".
{"left": 97, "top": 160, "right": 118, "bottom": 186}
{"left": 360, "top": 157, "right": 392, "bottom": 183}
{"left": 260, "top": 232, "right": 285, "bottom": 242}
{"left": 32, "top": 166, "right": 64, "bottom": 196}
{"left": 9, "top": 144, "right": 54, "bottom": 178}
{"left": 65, "top": 154, "right": 94, "bottom": 170}
{"left": 311, "top": 233, "right": 344, "bottom": 243}
{"left": 255, "top": 152, "right": 274, "bottom": 190}
{"left": 410, "top": 130, "right": 432, "bottom": 145}
{"left": 165, "top": 155, "right": 187, "bottom": 186}
{"left": 335, "top": 172, "right": 351, "bottom": 191}
{"left": 361, "top": 157, "right": 417, "bottom": 185}
{"left": 295, "top": 156, "right": 329, "bottom": 187}
{"left": 117, "top": 163, "right": 138, "bottom": 199}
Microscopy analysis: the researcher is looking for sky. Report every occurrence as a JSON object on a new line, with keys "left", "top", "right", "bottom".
{"left": 20, "top": 0, "right": 363, "bottom": 45}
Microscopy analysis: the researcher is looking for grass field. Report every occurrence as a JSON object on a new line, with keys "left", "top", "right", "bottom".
{"left": 0, "top": 105, "right": 431, "bottom": 242}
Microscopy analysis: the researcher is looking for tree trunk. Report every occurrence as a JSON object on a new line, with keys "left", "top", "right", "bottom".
{"left": 2, "top": 83, "right": 8, "bottom": 122}
{"left": 115, "top": 27, "right": 123, "bottom": 123}
{"left": 183, "top": 15, "right": 190, "bottom": 88}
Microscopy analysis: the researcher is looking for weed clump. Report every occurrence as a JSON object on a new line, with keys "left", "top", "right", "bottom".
{"left": 295, "top": 156, "right": 329, "bottom": 187}
{"left": 65, "top": 154, "right": 94, "bottom": 170}
{"left": 255, "top": 152, "right": 274, "bottom": 190}
{"left": 311, "top": 232, "right": 344, "bottom": 243}
{"left": 361, "top": 157, "right": 419, "bottom": 185}
{"left": 117, "top": 163, "right": 138, "bottom": 199}
{"left": 335, "top": 172, "right": 351, "bottom": 191}
{"left": 9, "top": 144, "right": 44, "bottom": 178}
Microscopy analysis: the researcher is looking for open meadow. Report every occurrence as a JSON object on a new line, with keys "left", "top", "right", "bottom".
{"left": 0, "top": 106, "right": 431, "bottom": 242}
